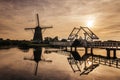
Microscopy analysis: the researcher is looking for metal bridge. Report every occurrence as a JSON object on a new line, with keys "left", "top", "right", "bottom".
{"left": 50, "top": 26, "right": 120, "bottom": 59}
{"left": 50, "top": 26, "right": 120, "bottom": 49}
{"left": 49, "top": 26, "right": 120, "bottom": 74}
{"left": 50, "top": 40, "right": 120, "bottom": 49}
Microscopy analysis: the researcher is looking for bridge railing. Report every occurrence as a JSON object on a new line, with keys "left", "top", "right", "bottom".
{"left": 49, "top": 40, "right": 120, "bottom": 49}
{"left": 88, "top": 41, "right": 120, "bottom": 49}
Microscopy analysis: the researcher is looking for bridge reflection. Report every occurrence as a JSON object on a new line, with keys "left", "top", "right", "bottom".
{"left": 44, "top": 48, "right": 120, "bottom": 75}
{"left": 67, "top": 50, "right": 120, "bottom": 75}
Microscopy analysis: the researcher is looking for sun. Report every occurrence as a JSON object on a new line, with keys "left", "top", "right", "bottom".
{"left": 86, "top": 19, "right": 94, "bottom": 28}
{"left": 86, "top": 16, "right": 95, "bottom": 28}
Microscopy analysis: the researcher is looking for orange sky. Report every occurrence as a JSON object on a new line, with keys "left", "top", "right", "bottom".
{"left": 0, "top": 0, "right": 120, "bottom": 41}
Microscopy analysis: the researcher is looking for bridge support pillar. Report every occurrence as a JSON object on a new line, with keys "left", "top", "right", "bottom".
{"left": 70, "top": 47, "right": 73, "bottom": 51}
{"left": 75, "top": 47, "right": 77, "bottom": 51}
{"left": 113, "top": 49, "right": 117, "bottom": 59}
{"left": 90, "top": 48, "right": 93, "bottom": 55}
{"left": 106, "top": 49, "right": 110, "bottom": 59}
{"left": 85, "top": 47, "right": 88, "bottom": 54}
{"left": 65, "top": 46, "right": 68, "bottom": 51}
{"left": 70, "top": 47, "right": 77, "bottom": 51}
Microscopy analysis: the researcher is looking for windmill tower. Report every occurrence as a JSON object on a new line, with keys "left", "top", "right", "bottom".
{"left": 25, "top": 14, "right": 53, "bottom": 43}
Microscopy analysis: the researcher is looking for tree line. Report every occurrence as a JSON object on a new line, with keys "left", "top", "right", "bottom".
{"left": 0, "top": 36, "right": 68, "bottom": 47}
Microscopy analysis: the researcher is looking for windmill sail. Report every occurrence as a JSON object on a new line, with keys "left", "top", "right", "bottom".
{"left": 37, "top": 14, "right": 40, "bottom": 26}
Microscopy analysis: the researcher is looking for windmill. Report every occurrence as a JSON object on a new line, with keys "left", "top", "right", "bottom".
{"left": 25, "top": 14, "right": 53, "bottom": 43}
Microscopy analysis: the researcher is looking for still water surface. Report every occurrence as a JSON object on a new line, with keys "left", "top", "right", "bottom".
{"left": 0, "top": 47, "right": 120, "bottom": 80}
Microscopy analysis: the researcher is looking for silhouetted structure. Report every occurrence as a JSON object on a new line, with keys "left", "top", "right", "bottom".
{"left": 24, "top": 47, "right": 52, "bottom": 75}
{"left": 25, "top": 14, "right": 53, "bottom": 43}
{"left": 66, "top": 50, "right": 120, "bottom": 75}
{"left": 68, "top": 26, "right": 99, "bottom": 41}
{"left": 50, "top": 26, "right": 120, "bottom": 59}
{"left": 24, "top": 48, "right": 42, "bottom": 75}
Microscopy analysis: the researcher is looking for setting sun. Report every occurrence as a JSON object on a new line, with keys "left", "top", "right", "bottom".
{"left": 86, "top": 19, "right": 94, "bottom": 28}
{"left": 87, "top": 20, "right": 94, "bottom": 27}
{"left": 86, "top": 16, "right": 95, "bottom": 28}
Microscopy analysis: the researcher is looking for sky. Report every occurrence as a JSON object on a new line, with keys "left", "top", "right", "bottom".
{"left": 0, "top": 0, "right": 120, "bottom": 41}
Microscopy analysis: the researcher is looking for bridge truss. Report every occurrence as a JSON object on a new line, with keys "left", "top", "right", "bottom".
{"left": 68, "top": 26, "right": 99, "bottom": 41}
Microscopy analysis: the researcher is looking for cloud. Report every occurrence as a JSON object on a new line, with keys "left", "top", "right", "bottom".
{"left": 0, "top": 0, "right": 120, "bottom": 40}
{"left": 0, "top": 23, "right": 14, "bottom": 31}
{"left": 104, "top": 24, "right": 120, "bottom": 30}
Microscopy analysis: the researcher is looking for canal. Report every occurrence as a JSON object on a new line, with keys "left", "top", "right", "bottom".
{"left": 0, "top": 47, "right": 120, "bottom": 80}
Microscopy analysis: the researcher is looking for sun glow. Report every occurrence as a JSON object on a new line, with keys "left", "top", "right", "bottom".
{"left": 86, "top": 19, "right": 94, "bottom": 28}
{"left": 86, "top": 16, "right": 95, "bottom": 28}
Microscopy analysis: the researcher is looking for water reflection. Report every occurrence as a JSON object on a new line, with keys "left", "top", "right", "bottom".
{"left": 67, "top": 50, "right": 120, "bottom": 75}
{"left": 18, "top": 47, "right": 30, "bottom": 52}
{"left": 67, "top": 51, "right": 99, "bottom": 75}
{"left": 1, "top": 47, "right": 120, "bottom": 80}
{"left": 44, "top": 48, "right": 120, "bottom": 74}
{"left": 24, "top": 47, "right": 52, "bottom": 75}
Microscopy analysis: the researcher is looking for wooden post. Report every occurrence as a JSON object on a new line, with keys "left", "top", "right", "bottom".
{"left": 116, "top": 59, "right": 118, "bottom": 68}
{"left": 91, "top": 48, "right": 93, "bottom": 55}
{"left": 113, "top": 49, "right": 117, "bottom": 59}
{"left": 85, "top": 47, "right": 88, "bottom": 54}
{"left": 75, "top": 47, "right": 77, "bottom": 51}
{"left": 106, "top": 49, "right": 110, "bottom": 59}
{"left": 99, "top": 55, "right": 100, "bottom": 64}
{"left": 65, "top": 46, "right": 67, "bottom": 51}
{"left": 71, "top": 47, "right": 72, "bottom": 51}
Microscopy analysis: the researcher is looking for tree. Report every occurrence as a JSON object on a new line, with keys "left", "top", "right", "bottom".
{"left": 52, "top": 36, "right": 59, "bottom": 41}
{"left": 0, "top": 38, "right": 3, "bottom": 40}
{"left": 61, "top": 39, "right": 67, "bottom": 42}
{"left": 44, "top": 37, "right": 53, "bottom": 44}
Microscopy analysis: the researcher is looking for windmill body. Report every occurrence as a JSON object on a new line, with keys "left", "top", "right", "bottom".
{"left": 33, "top": 26, "right": 43, "bottom": 43}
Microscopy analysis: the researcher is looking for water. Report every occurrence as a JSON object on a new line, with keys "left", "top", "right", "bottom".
{"left": 0, "top": 47, "right": 120, "bottom": 80}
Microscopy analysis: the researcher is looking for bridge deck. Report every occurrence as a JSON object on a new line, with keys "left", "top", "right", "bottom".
{"left": 50, "top": 41, "right": 120, "bottom": 49}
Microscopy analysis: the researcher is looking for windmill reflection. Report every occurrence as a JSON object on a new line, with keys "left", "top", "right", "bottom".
{"left": 24, "top": 47, "right": 52, "bottom": 76}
